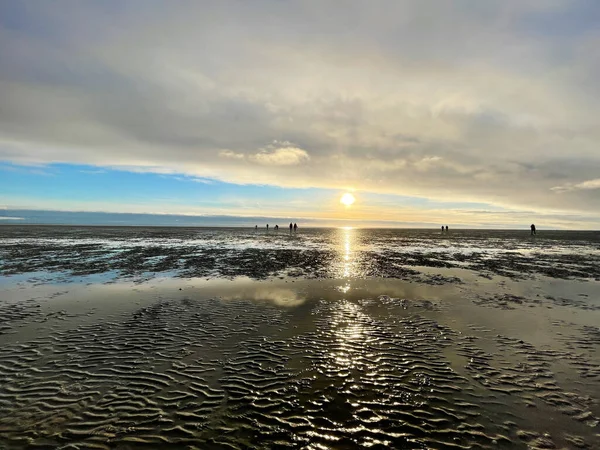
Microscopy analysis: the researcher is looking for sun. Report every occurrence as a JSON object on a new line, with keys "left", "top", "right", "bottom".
{"left": 340, "top": 193, "right": 356, "bottom": 206}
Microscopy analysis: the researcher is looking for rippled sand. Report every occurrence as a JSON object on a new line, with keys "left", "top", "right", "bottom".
{"left": 1, "top": 273, "right": 599, "bottom": 449}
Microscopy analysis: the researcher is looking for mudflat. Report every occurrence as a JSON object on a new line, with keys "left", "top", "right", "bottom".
{"left": 1, "top": 226, "right": 599, "bottom": 449}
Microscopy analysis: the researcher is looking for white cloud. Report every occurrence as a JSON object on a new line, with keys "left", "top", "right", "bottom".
{"left": 219, "top": 142, "right": 309, "bottom": 166}
{"left": 219, "top": 150, "right": 245, "bottom": 160}
{"left": 250, "top": 142, "right": 310, "bottom": 166}
{"left": 551, "top": 178, "right": 600, "bottom": 193}
{"left": 413, "top": 156, "right": 443, "bottom": 172}
{"left": 79, "top": 169, "right": 106, "bottom": 174}
{"left": 251, "top": 147, "right": 309, "bottom": 166}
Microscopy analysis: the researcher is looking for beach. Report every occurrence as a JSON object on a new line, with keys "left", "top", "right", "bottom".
{"left": 1, "top": 226, "right": 599, "bottom": 449}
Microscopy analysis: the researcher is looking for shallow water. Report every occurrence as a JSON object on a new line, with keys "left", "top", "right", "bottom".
{"left": 1, "top": 226, "right": 600, "bottom": 448}
{"left": 1, "top": 226, "right": 600, "bottom": 282}
{"left": 1, "top": 275, "right": 599, "bottom": 449}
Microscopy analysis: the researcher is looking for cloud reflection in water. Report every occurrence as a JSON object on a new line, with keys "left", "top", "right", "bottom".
{"left": 221, "top": 286, "right": 306, "bottom": 307}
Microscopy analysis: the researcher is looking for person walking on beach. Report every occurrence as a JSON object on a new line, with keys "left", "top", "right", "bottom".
{"left": 445, "top": 225, "right": 449, "bottom": 232}
{"left": 266, "top": 224, "right": 269, "bottom": 230}
{"left": 441, "top": 226, "right": 444, "bottom": 233}
{"left": 530, "top": 224, "right": 536, "bottom": 235}
{"left": 293, "top": 223, "right": 298, "bottom": 232}
{"left": 289, "top": 223, "right": 293, "bottom": 232}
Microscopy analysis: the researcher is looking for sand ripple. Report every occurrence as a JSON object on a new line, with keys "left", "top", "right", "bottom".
{"left": 1, "top": 286, "right": 598, "bottom": 449}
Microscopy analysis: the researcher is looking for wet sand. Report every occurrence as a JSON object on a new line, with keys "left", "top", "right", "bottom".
{"left": 1, "top": 226, "right": 599, "bottom": 282}
{"left": 1, "top": 226, "right": 600, "bottom": 449}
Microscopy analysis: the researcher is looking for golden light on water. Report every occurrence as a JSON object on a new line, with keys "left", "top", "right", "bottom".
{"left": 342, "top": 227, "right": 354, "bottom": 278}
{"left": 340, "top": 193, "right": 355, "bottom": 206}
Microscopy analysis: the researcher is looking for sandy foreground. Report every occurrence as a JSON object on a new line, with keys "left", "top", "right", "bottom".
{"left": 0, "top": 269, "right": 599, "bottom": 449}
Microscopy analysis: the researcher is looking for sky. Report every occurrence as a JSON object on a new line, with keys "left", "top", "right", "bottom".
{"left": 1, "top": 1, "right": 599, "bottom": 228}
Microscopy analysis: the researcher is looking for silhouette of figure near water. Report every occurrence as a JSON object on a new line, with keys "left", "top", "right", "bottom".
{"left": 275, "top": 225, "right": 279, "bottom": 230}
{"left": 266, "top": 224, "right": 269, "bottom": 230}
{"left": 289, "top": 223, "right": 293, "bottom": 232}
{"left": 531, "top": 224, "right": 536, "bottom": 235}
{"left": 294, "top": 223, "right": 298, "bottom": 232}
{"left": 255, "top": 225, "right": 257, "bottom": 230}
{"left": 441, "top": 226, "right": 444, "bottom": 233}
{"left": 445, "top": 225, "right": 449, "bottom": 232}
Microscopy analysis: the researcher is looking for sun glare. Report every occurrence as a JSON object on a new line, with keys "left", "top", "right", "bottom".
{"left": 340, "top": 193, "right": 355, "bottom": 206}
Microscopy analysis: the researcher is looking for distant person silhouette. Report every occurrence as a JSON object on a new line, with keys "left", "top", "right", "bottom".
{"left": 289, "top": 223, "right": 293, "bottom": 232}
{"left": 255, "top": 225, "right": 257, "bottom": 230}
{"left": 294, "top": 223, "right": 298, "bottom": 232}
{"left": 441, "top": 226, "right": 444, "bottom": 233}
{"left": 275, "top": 225, "right": 279, "bottom": 230}
{"left": 266, "top": 224, "right": 269, "bottom": 230}
{"left": 530, "top": 224, "right": 536, "bottom": 235}
{"left": 445, "top": 225, "right": 449, "bottom": 232}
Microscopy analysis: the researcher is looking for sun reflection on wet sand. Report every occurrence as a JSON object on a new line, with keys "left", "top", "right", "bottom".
{"left": 340, "top": 227, "right": 356, "bottom": 278}
{"left": 331, "top": 300, "right": 371, "bottom": 369}
{"left": 337, "top": 284, "right": 351, "bottom": 294}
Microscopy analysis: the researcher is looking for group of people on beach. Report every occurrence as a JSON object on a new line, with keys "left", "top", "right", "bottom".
{"left": 257, "top": 223, "right": 298, "bottom": 232}
{"left": 255, "top": 223, "right": 538, "bottom": 234}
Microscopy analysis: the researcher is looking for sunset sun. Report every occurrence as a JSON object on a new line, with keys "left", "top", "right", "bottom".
{"left": 340, "top": 193, "right": 356, "bottom": 206}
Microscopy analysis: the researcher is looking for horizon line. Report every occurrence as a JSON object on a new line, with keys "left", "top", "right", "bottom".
{"left": 0, "top": 208, "right": 594, "bottom": 231}
{"left": 1, "top": 223, "right": 596, "bottom": 232}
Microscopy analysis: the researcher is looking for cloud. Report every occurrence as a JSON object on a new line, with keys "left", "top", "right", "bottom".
{"left": 250, "top": 142, "right": 310, "bottom": 166}
{"left": 1, "top": 1, "right": 600, "bottom": 222}
{"left": 219, "top": 141, "right": 310, "bottom": 166}
{"left": 413, "top": 156, "right": 443, "bottom": 172}
{"left": 79, "top": 169, "right": 106, "bottom": 174}
{"left": 219, "top": 150, "right": 245, "bottom": 160}
{"left": 251, "top": 146, "right": 309, "bottom": 166}
{"left": 551, "top": 178, "right": 600, "bottom": 193}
